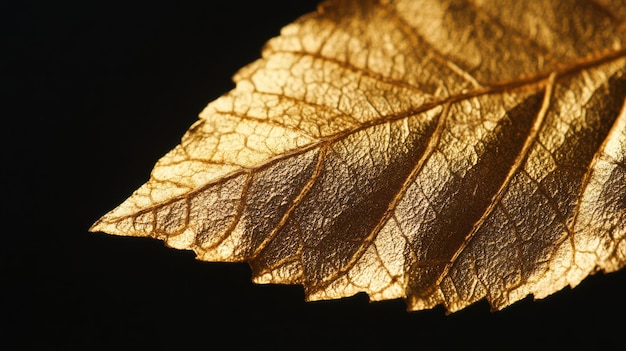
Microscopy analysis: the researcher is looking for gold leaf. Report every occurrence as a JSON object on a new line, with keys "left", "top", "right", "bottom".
{"left": 90, "top": 0, "right": 626, "bottom": 312}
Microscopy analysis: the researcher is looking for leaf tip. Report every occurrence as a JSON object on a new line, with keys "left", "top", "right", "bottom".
{"left": 88, "top": 212, "right": 130, "bottom": 237}
{"left": 88, "top": 217, "right": 112, "bottom": 235}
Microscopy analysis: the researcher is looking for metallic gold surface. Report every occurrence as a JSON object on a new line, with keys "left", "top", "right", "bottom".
{"left": 91, "top": 0, "right": 626, "bottom": 312}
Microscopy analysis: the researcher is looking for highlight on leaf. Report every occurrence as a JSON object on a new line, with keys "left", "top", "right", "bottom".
{"left": 90, "top": 0, "right": 626, "bottom": 313}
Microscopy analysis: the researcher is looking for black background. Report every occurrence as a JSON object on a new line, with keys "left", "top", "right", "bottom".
{"left": 6, "top": 0, "right": 626, "bottom": 349}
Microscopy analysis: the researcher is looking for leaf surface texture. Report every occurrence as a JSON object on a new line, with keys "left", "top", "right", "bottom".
{"left": 91, "top": 0, "right": 626, "bottom": 312}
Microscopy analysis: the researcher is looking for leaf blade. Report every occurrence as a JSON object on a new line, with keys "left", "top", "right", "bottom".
{"left": 91, "top": 0, "right": 626, "bottom": 312}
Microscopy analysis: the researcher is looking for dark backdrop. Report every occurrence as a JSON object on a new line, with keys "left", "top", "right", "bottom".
{"left": 6, "top": 0, "right": 625, "bottom": 349}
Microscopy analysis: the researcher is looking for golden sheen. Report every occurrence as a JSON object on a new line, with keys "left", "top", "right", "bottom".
{"left": 91, "top": 0, "right": 626, "bottom": 313}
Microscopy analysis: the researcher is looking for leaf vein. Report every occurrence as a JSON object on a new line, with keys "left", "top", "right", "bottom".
{"left": 310, "top": 104, "right": 452, "bottom": 293}
{"left": 435, "top": 73, "right": 558, "bottom": 289}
